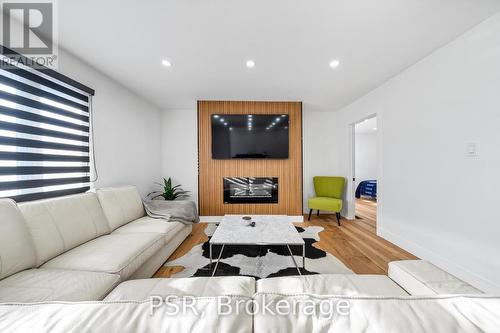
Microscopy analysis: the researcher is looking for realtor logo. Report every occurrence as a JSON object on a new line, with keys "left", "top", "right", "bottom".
{"left": 1, "top": 0, "right": 58, "bottom": 68}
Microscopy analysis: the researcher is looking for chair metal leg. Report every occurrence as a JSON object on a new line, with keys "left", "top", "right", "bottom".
{"left": 308, "top": 209, "right": 312, "bottom": 221}
{"left": 336, "top": 212, "right": 341, "bottom": 226}
{"left": 317, "top": 210, "right": 320, "bottom": 216}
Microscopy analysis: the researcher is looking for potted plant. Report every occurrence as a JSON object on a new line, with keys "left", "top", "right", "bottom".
{"left": 147, "top": 177, "right": 190, "bottom": 200}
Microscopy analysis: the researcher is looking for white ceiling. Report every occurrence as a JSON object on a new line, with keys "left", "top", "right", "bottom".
{"left": 58, "top": 0, "right": 500, "bottom": 111}
{"left": 355, "top": 117, "right": 377, "bottom": 134}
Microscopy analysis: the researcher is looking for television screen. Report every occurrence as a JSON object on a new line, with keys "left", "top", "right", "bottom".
{"left": 211, "top": 114, "right": 289, "bottom": 159}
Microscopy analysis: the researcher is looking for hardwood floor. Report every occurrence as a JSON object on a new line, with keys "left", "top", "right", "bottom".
{"left": 355, "top": 198, "right": 377, "bottom": 227}
{"left": 154, "top": 206, "right": 417, "bottom": 278}
{"left": 301, "top": 215, "right": 417, "bottom": 275}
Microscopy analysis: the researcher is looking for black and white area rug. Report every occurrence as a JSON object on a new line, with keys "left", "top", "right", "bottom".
{"left": 164, "top": 224, "right": 353, "bottom": 279}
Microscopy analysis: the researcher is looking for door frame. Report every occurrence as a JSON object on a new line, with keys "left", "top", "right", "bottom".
{"left": 347, "top": 113, "right": 377, "bottom": 221}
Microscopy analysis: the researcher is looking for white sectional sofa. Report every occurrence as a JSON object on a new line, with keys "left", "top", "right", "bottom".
{"left": 1, "top": 190, "right": 498, "bottom": 332}
{"left": 0, "top": 273, "right": 498, "bottom": 332}
{"left": 0, "top": 186, "right": 192, "bottom": 302}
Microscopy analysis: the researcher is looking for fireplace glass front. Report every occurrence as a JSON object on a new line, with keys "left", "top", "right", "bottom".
{"left": 223, "top": 177, "right": 278, "bottom": 204}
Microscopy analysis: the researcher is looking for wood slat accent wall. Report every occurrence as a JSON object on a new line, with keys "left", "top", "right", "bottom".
{"left": 198, "top": 101, "right": 303, "bottom": 216}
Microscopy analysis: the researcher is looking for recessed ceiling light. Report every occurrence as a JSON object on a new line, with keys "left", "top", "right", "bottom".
{"left": 213, "top": 115, "right": 219, "bottom": 118}
{"left": 220, "top": 118, "right": 225, "bottom": 122}
{"left": 272, "top": 122, "right": 276, "bottom": 126}
{"left": 224, "top": 122, "right": 228, "bottom": 126}
{"left": 329, "top": 59, "right": 340, "bottom": 69}
{"left": 229, "top": 127, "right": 233, "bottom": 131}
{"left": 246, "top": 60, "right": 255, "bottom": 68}
{"left": 276, "top": 117, "right": 280, "bottom": 122}
{"left": 248, "top": 115, "right": 253, "bottom": 118}
{"left": 161, "top": 59, "right": 172, "bottom": 67}
{"left": 281, "top": 115, "right": 286, "bottom": 117}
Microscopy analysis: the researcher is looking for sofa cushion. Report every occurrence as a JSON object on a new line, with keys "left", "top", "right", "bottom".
{"left": 105, "top": 276, "right": 256, "bottom": 301}
{"left": 96, "top": 186, "right": 145, "bottom": 231}
{"left": 388, "top": 260, "right": 483, "bottom": 295}
{"left": 0, "top": 298, "right": 254, "bottom": 333}
{"left": 252, "top": 294, "right": 500, "bottom": 333}
{"left": 0, "top": 199, "right": 36, "bottom": 280}
{"left": 308, "top": 197, "right": 343, "bottom": 212}
{"left": 112, "top": 217, "right": 185, "bottom": 241}
{"left": 257, "top": 274, "right": 408, "bottom": 296}
{"left": 18, "top": 193, "right": 110, "bottom": 266}
{"left": 0, "top": 269, "right": 119, "bottom": 302}
{"left": 42, "top": 233, "right": 165, "bottom": 280}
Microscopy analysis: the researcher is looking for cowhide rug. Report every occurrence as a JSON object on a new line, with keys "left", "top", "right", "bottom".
{"left": 164, "top": 224, "right": 353, "bottom": 279}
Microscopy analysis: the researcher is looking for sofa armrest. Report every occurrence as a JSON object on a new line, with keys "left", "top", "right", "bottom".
{"left": 388, "top": 260, "right": 482, "bottom": 295}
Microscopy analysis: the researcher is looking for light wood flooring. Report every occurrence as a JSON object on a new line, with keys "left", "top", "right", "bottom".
{"left": 355, "top": 197, "right": 377, "bottom": 226}
{"left": 154, "top": 199, "right": 417, "bottom": 277}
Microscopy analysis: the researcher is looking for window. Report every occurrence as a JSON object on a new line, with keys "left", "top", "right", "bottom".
{"left": 0, "top": 46, "right": 95, "bottom": 202}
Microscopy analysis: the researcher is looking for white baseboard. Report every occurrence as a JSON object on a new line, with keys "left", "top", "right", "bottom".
{"left": 200, "top": 215, "right": 304, "bottom": 223}
{"left": 199, "top": 216, "right": 222, "bottom": 223}
{"left": 378, "top": 226, "right": 500, "bottom": 293}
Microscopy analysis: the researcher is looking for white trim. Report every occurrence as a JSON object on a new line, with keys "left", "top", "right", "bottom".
{"left": 200, "top": 216, "right": 221, "bottom": 223}
{"left": 346, "top": 122, "right": 356, "bottom": 219}
{"left": 291, "top": 215, "right": 304, "bottom": 223}
{"left": 347, "top": 113, "right": 377, "bottom": 220}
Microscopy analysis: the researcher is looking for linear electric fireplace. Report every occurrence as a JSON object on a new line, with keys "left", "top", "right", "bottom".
{"left": 223, "top": 177, "right": 278, "bottom": 204}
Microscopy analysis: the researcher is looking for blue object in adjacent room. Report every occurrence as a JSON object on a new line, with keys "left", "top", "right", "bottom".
{"left": 355, "top": 180, "right": 377, "bottom": 199}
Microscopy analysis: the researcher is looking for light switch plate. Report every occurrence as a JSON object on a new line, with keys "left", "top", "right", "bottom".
{"left": 466, "top": 142, "right": 478, "bottom": 157}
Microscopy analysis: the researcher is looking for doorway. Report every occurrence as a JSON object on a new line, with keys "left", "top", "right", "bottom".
{"left": 353, "top": 116, "right": 378, "bottom": 227}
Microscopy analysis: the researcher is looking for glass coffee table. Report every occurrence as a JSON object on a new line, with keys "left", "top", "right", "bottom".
{"left": 209, "top": 215, "right": 305, "bottom": 276}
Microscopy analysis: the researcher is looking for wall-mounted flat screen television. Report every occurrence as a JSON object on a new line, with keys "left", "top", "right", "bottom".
{"left": 211, "top": 114, "right": 289, "bottom": 159}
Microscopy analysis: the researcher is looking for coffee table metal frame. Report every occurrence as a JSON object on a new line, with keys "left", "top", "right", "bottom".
{"left": 209, "top": 241, "right": 305, "bottom": 277}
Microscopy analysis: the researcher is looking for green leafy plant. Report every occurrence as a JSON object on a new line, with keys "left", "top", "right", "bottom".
{"left": 147, "top": 177, "right": 189, "bottom": 200}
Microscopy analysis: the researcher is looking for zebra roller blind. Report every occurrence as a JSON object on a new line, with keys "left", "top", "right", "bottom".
{"left": 0, "top": 46, "right": 95, "bottom": 202}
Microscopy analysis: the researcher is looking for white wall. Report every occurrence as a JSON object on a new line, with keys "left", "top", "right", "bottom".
{"left": 302, "top": 110, "right": 341, "bottom": 211}
{"left": 57, "top": 49, "right": 162, "bottom": 196}
{"left": 160, "top": 109, "right": 198, "bottom": 203}
{"left": 354, "top": 132, "right": 377, "bottom": 187}
{"left": 335, "top": 12, "right": 500, "bottom": 292}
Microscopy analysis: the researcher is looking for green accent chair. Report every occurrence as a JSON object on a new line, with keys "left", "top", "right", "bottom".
{"left": 308, "top": 176, "right": 346, "bottom": 226}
